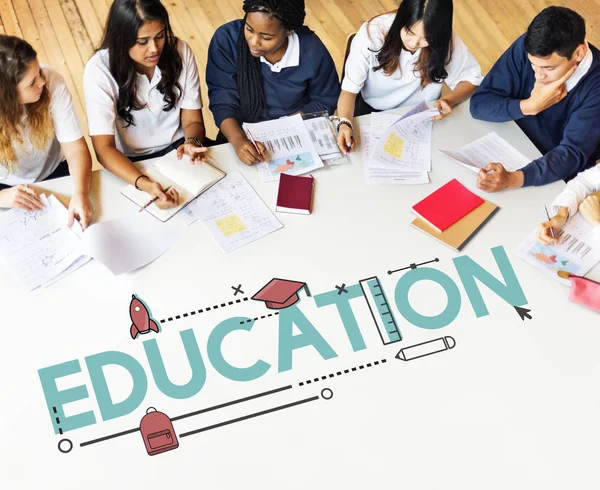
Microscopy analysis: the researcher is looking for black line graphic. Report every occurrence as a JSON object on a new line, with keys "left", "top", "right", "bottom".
{"left": 79, "top": 385, "right": 293, "bottom": 448}
{"left": 298, "top": 359, "right": 387, "bottom": 386}
{"left": 387, "top": 258, "right": 439, "bottom": 275}
{"left": 179, "top": 396, "right": 320, "bottom": 438}
{"left": 395, "top": 336, "right": 456, "bottom": 361}
{"left": 159, "top": 297, "right": 249, "bottom": 324}
{"left": 239, "top": 312, "right": 280, "bottom": 324}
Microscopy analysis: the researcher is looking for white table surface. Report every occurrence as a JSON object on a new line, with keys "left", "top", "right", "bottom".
{"left": 3, "top": 103, "right": 599, "bottom": 490}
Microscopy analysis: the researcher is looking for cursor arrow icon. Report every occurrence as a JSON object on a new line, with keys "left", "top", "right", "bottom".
{"left": 514, "top": 306, "right": 532, "bottom": 321}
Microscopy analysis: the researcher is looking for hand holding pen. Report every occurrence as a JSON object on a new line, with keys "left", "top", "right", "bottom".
{"left": 138, "top": 183, "right": 179, "bottom": 212}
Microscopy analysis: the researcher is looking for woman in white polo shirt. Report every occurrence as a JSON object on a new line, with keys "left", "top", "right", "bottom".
{"left": 336, "top": 0, "right": 483, "bottom": 153}
{"left": 0, "top": 35, "right": 93, "bottom": 228}
{"left": 84, "top": 0, "right": 212, "bottom": 209}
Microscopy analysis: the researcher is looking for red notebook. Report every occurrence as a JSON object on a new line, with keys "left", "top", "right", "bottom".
{"left": 412, "top": 179, "right": 484, "bottom": 232}
{"left": 276, "top": 173, "right": 314, "bottom": 215}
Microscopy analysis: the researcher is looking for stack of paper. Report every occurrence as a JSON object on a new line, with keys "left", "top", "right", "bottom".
{"left": 188, "top": 172, "right": 283, "bottom": 253}
{"left": 516, "top": 212, "right": 600, "bottom": 285}
{"left": 0, "top": 195, "right": 89, "bottom": 290}
{"left": 362, "top": 102, "right": 438, "bottom": 185}
{"left": 0, "top": 194, "right": 182, "bottom": 290}
{"left": 304, "top": 116, "right": 344, "bottom": 164}
{"left": 242, "top": 114, "right": 324, "bottom": 182}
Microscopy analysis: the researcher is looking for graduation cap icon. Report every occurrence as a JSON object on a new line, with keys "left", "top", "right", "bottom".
{"left": 252, "top": 278, "right": 312, "bottom": 309}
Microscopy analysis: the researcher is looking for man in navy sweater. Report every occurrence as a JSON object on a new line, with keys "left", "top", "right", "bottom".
{"left": 470, "top": 7, "right": 600, "bottom": 191}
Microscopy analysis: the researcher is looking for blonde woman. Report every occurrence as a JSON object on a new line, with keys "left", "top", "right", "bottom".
{"left": 0, "top": 36, "right": 93, "bottom": 228}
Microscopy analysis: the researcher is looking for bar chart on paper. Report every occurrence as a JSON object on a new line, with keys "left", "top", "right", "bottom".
{"left": 516, "top": 213, "right": 600, "bottom": 284}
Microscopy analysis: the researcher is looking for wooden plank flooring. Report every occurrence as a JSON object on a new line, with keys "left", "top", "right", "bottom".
{"left": 2, "top": 0, "right": 600, "bottom": 164}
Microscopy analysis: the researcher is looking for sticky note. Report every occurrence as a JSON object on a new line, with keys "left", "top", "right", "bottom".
{"left": 216, "top": 214, "right": 246, "bottom": 237}
{"left": 384, "top": 133, "right": 404, "bottom": 158}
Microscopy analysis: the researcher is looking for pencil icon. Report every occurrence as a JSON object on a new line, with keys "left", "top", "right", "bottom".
{"left": 395, "top": 336, "right": 456, "bottom": 361}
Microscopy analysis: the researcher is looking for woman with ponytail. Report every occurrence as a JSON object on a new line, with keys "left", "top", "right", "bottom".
{"left": 206, "top": 0, "right": 340, "bottom": 165}
{"left": 337, "top": 0, "right": 483, "bottom": 154}
{"left": 84, "top": 0, "right": 212, "bottom": 210}
{"left": 0, "top": 35, "right": 93, "bottom": 228}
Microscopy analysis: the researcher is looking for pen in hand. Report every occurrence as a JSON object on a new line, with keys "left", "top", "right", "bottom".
{"left": 544, "top": 204, "right": 556, "bottom": 240}
{"left": 246, "top": 130, "right": 266, "bottom": 162}
{"left": 139, "top": 186, "right": 172, "bottom": 212}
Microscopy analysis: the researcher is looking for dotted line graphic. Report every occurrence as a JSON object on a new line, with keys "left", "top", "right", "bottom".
{"left": 53, "top": 406, "right": 63, "bottom": 435}
{"left": 298, "top": 359, "right": 388, "bottom": 387}
{"left": 239, "top": 312, "right": 280, "bottom": 324}
{"left": 160, "top": 297, "right": 249, "bottom": 324}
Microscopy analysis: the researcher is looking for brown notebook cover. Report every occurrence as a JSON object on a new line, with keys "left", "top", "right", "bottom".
{"left": 410, "top": 200, "right": 499, "bottom": 251}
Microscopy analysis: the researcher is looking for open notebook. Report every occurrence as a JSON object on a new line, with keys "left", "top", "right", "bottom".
{"left": 122, "top": 149, "right": 226, "bottom": 222}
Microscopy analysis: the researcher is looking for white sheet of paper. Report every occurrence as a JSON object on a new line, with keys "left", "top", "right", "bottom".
{"left": 0, "top": 195, "right": 85, "bottom": 290}
{"left": 243, "top": 114, "right": 324, "bottom": 182}
{"left": 188, "top": 172, "right": 283, "bottom": 253}
{"left": 516, "top": 212, "right": 600, "bottom": 285}
{"left": 80, "top": 210, "right": 181, "bottom": 275}
{"left": 440, "top": 132, "right": 531, "bottom": 172}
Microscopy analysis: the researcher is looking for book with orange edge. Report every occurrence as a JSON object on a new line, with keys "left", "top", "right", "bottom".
{"left": 410, "top": 199, "right": 499, "bottom": 251}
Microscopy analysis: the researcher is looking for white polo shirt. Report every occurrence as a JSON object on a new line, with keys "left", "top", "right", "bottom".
{"left": 83, "top": 40, "right": 203, "bottom": 157}
{"left": 342, "top": 13, "right": 483, "bottom": 111}
{"left": 0, "top": 66, "right": 82, "bottom": 186}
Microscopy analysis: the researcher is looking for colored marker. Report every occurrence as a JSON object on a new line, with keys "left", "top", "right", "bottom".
{"left": 395, "top": 336, "right": 456, "bottom": 361}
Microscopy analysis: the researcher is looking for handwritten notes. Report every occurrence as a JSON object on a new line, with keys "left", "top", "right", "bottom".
{"left": 188, "top": 172, "right": 283, "bottom": 253}
{"left": 384, "top": 133, "right": 404, "bottom": 158}
{"left": 0, "top": 195, "right": 89, "bottom": 290}
{"left": 216, "top": 214, "right": 247, "bottom": 237}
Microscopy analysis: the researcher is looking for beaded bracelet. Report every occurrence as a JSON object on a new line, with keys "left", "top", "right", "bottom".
{"left": 336, "top": 120, "right": 353, "bottom": 133}
{"left": 134, "top": 174, "right": 150, "bottom": 190}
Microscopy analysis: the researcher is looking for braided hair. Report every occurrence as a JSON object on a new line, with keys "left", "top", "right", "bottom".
{"left": 237, "top": 0, "right": 308, "bottom": 123}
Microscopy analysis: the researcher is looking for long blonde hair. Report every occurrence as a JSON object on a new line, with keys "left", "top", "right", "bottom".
{"left": 0, "top": 35, "right": 54, "bottom": 171}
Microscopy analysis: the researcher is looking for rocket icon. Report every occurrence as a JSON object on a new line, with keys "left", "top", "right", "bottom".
{"left": 129, "top": 294, "right": 161, "bottom": 339}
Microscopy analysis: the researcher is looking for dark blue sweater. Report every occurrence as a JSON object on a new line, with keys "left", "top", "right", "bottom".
{"left": 206, "top": 20, "right": 341, "bottom": 128}
{"left": 470, "top": 35, "right": 600, "bottom": 186}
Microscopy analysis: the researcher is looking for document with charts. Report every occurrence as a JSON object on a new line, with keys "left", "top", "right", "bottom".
{"left": 242, "top": 114, "right": 323, "bottom": 182}
{"left": 440, "top": 132, "right": 530, "bottom": 172}
{"left": 516, "top": 212, "right": 600, "bottom": 285}
{"left": 188, "top": 172, "right": 283, "bottom": 253}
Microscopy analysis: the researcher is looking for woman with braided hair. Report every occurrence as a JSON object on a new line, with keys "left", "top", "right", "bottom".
{"left": 206, "top": 0, "right": 341, "bottom": 166}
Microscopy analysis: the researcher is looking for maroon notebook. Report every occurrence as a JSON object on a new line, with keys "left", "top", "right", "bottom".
{"left": 412, "top": 178, "right": 484, "bottom": 232}
{"left": 276, "top": 173, "right": 314, "bottom": 215}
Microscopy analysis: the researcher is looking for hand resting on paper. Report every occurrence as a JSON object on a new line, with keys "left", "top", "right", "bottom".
{"left": 578, "top": 195, "right": 600, "bottom": 226}
{"left": 477, "top": 162, "right": 524, "bottom": 192}
{"left": 537, "top": 207, "right": 568, "bottom": 245}
{"left": 0, "top": 184, "right": 44, "bottom": 211}
{"left": 232, "top": 136, "right": 267, "bottom": 166}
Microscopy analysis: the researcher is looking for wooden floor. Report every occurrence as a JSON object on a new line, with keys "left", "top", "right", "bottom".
{"left": 2, "top": 0, "right": 599, "bottom": 145}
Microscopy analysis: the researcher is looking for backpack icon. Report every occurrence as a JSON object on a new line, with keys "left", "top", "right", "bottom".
{"left": 139, "top": 407, "right": 179, "bottom": 456}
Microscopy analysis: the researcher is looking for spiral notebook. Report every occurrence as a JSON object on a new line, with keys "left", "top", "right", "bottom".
{"left": 121, "top": 149, "right": 226, "bottom": 222}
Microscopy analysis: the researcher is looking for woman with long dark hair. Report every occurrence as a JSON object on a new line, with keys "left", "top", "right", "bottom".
{"left": 206, "top": 0, "right": 341, "bottom": 166}
{"left": 0, "top": 35, "right": 93, "bottom": 228}
{"left": 336, "top": 0, "right": 482, "bottom": 154}
{"left": 84, "top": 0, "right": 211, "bottom": 209}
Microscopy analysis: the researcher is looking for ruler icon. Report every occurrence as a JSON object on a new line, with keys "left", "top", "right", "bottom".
{"left": 359, "top": 276, "right": 402, "bottom": 345}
